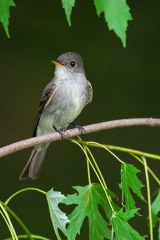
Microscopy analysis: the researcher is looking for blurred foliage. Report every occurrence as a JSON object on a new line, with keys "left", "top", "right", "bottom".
{"left": 0, "top": 0, "right": 15, "bottom": 37}
{"left": 1, "top": 0, "right": 132, "bottom": 46}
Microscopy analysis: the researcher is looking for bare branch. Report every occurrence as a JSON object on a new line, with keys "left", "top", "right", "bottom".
{"left": 0, "top": 118, "right": 160, "bottom": 158}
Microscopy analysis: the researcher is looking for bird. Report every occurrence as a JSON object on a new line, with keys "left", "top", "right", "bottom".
{"left": 19, "top": 52, "right": 93, "bottom": 180}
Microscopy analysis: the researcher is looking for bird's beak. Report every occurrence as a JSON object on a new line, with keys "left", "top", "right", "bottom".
{"left": 51, "top": 60, "right": 63, "bottom": 67}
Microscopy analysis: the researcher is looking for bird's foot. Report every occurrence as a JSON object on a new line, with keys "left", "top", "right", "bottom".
{"left": 70, "top": 122, "right": 85, "bottom": 134}
{"left": 53, "top": 125, "right": 65, "bottom": 139}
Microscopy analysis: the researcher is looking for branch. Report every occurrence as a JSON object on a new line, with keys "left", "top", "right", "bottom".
{"left": 1, "top": 118, "right": 160, "bottom": 158}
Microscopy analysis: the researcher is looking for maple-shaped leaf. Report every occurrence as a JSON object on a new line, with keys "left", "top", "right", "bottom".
{"left": 94, "top": 0, "right": 132, "bottom": 47}
{"left": 62, "top": 0, "right": 75, "bottom": 26}
{"left": 46, "top": 189, "right": 70, "bottom": 240}
{"left": 64, "top": 184, "right": 112, "bottom": 240}
{"left": 151, "top": 189, "right": 160, "bottom": 227}
{"left": 0, "top": 0, "right": 15, "bottom": 37}
{"left": 112, "top": 209, "right": 144, "bottom": 240}
{"left": 119, "top": 163, "right": 145, "bottom": 212}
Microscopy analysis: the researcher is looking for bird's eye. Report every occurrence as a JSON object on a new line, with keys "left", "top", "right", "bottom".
{"left": 70, "top": 61, "right": 75, "bottom": 67}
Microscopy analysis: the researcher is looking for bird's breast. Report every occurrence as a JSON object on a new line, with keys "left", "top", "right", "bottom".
{"left": 41, "top": 79, "right": 88, "bottom": 131}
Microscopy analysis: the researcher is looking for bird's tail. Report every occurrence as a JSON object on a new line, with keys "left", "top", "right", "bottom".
{"left": 19, "top": 146, "right": 48, "bottom": 180}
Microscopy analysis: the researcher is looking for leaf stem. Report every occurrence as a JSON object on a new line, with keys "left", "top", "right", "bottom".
{"left": 71, "top": 140, "right": 92, "bottom": 185}
{"left": 5, "top": 188, "right": 46, "bottom": 205}
{"left": 76, "top": 140, "right": 160, "bottom": 184}
{"left": 1, "top": 201, "right": 33, "bottom": 239}
{"left": 142, "top": 157, "right": 153, "bottom": 240}
{"left": 0, "top": 202, "right": 18, "bottom": 240}
{"left": 78, "top": 136, "right": 91, "bottom": 184}
{"left": 71, "top": 139, "right": 115, "bottom": 212}
{"left": 104, "top": 144, "right": 160, "bottom": 161}
{"left": 4, "top": 235, "right": 50, "bottom": 240}
{"left": 85, "top": 146, "right": 92, "bottom": 185}
{"left": 85, "top": 146, "right": 107, "bottom": 189}
{"left": 76, "top": 140, "right": 160, "bottom": 161}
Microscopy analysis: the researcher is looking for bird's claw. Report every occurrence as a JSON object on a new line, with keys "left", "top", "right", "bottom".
{"left": 53, "top": 125, "right": 65, "bottom": 139}
{"left": 70, "top": 123, "right": 85, "bottom": 134}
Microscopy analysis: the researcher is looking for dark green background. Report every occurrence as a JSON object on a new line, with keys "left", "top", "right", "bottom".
{"left": 0, "top": 0, "right": 160, "bottom": 239}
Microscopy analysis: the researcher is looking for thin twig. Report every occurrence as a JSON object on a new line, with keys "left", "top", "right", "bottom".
{"left": 0, "top": 118, "right": 160, "bottom": 158}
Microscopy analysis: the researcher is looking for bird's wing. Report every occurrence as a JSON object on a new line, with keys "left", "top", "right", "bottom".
{"left": 33, "top": 83, "right": 57, "bottom": 137}
{"left": 85, "top": 81, "right": 93, "bottom": 106}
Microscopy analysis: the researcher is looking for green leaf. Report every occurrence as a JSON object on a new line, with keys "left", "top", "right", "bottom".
{"left": 46, "top": 189, "right": 70, "bottom": 240}
{"left": 120, "top": 163, "right": 145, "bottom": 212}
{"left": 94, "top": 0, "right": 132, "bottom": 47}
{"left": 112, "top": 209, "right": 144, "bottom": 240}
{"left": 0, "top": 0, "right": 15, "bottom": 37}
{"left": 62, "top": 0, "right": 75, "bottom": 26}
{"left": 151, "top": 189, "right": 160, "bottom": 227}
{"left": 64, "top": 184, "right": 112, "bottom": 240}
{"left": 115, "top": 208, "right": 140, "bottom": 221}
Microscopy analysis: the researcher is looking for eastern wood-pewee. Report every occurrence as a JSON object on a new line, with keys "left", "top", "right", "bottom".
{"left": 19, "top": 52, "right": 93, "bottom": 180}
